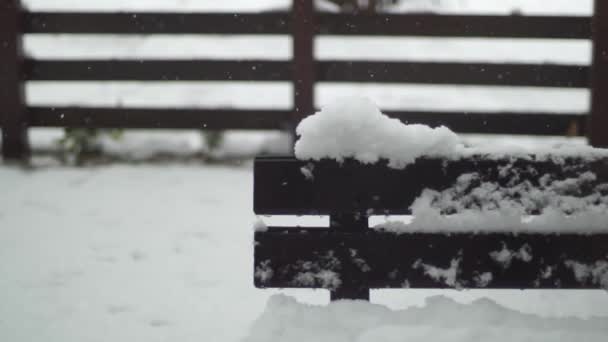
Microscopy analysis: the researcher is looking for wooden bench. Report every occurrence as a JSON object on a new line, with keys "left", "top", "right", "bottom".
{"left": 254, "top": 155, "right": 608, "bottom": 300}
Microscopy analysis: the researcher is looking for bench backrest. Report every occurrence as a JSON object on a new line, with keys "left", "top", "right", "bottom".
{"left": 2, "top": 0, "right": 607, "bottom": 160}
{"left": 254, "top": 156, "right": 608, "bottom": 300}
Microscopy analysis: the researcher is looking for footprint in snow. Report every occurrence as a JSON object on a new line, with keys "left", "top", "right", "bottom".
{"left": 47, "top": 270, "right": 84, "bottom": 287}
{"left": 107, "top": 305, "right": 131, "bottom": 315}
{"left": 95, "top": 256, "right": 117, "bottom": 263}
{"left": 149, "top": 319, "right": 171, "bottom": 327}
{"left": 130, "top": 250, "right": 147, "bottom": 261}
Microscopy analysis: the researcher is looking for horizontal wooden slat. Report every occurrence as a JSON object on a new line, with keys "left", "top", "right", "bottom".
{"left": 384, "top": 111, "right": 587, "bottom": 136}
{"left": 24, "top": 59, "right": 589, "bottom": 89}
{"left": 23, "top": 60, "right": 291, "bottom": 81}
{"left": 27, "top": 106, "right": 289, "bottom": 129}
{"left": 18, "top": 106, "right": 587, "bottom": 136}
{"left": 255, "top": 229, "right": 608, "bottom": 289}
{"left": 320, "top": 61, "right": 589, "bottom": 88}
{"left": 317, "top": 13, "right": 591, "bottom": 39}
{"left": 254, "top": 156, "right": 608, "bottom": 215}
{"left": 23, "top": 12, "right": 591, "bottom": 39}
{"left": 23, "top": 12, "right": 289, "bottom": 34}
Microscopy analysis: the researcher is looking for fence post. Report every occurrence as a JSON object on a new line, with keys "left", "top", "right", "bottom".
{"left": 1, "top": 0, "right": 28, "bottom": 161}
{"left": 291, "top": 0, "right": 315, "bottom": 149}
{"left": 590, "top": 0, "right": 608, "bottom": 147}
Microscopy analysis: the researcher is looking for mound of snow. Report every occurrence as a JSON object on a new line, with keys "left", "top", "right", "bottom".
{"left": 295, "top": 97, "right": 608, "bottom": 168}
{"left": 295, "top": 97, "right": 462, "bottom": 168}
{"left": 243, "top": 294, "right": 608, "bottom": 342}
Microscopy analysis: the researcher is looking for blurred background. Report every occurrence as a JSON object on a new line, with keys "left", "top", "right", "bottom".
{"left": 14, "top": 0, "right": 593, "bottom": 164}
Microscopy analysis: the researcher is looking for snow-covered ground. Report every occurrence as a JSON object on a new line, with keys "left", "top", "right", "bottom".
{"left": 2, "top": 162, "right": 608, "bottom": 342}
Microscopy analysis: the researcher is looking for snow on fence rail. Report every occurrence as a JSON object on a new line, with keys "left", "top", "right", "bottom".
{"left": 2, "top": 0, "right": 608, "bottom": 160}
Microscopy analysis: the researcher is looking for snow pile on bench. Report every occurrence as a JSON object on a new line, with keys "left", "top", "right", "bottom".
{"left": 295, "top": 97, "right": 608, "bottom": 168}
{"left": 243, "top": 294, "right": 608, "bottom": 342}
{"left": 296, "top": 97, "right": 608, "bottom": 233}
{"left": 295, "top": 97, "right": 462, "bottom": 168}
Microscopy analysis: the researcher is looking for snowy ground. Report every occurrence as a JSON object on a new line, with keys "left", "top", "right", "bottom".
{"left": 2, "top": 161, "right": 608, "bottom": 342}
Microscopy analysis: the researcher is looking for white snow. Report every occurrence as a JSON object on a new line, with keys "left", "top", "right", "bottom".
{"left": 300, "top": 163, "right": 315, "bottom": 181}
{"left": 473, "top": 272, "right": 493, "bottom": 287}
{"left": 255, "top": 260, "right": 274, "bottom": 283}
{"left": 295, "top": 96, "right": 608, "bottom": 168}
{"left": 243, "top": 294, "right": 608, "bottom": 342}
{"left": 3, "top": 163, "right": 608, "bottom": 342}
{"left": 489, "top": 244, "right": 533, "bottom": 268}
{"left": 564, "top": 260, "right": 608, "bottom": 289}
{"left": 413, "top": 258, "right": 462, "bottom": 288}
{"left": 295, "top": 97, "right": 462, "bottom": 168}
{"left": 376, "top": 166, "right": 608, "bottom": 233}
{"left": 253, "top": 218, "right": 268, "bottom": 232}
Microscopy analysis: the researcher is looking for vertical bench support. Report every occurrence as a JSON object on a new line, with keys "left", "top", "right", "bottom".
{"left": 0, "top": 0, "right": 28, "bottom": 161}
{"left": 291, "top": 0, "right": 315, "bottom": 149}
{"left": 590, "top": 0, "right": 608, "bottom": 147}
{"left": 329, "top": 212, "right": 370, "bottom": 301}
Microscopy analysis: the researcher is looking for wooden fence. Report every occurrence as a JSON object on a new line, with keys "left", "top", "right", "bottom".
{"left": 1, "top": 0, "right": 607, "bottom": 160}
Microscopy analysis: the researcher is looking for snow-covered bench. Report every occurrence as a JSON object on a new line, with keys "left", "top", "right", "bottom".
{"left": 253, "top": 98, "right": 608, "bottom": 301}
{"left": 254, "top": 155, "right": 608, "bottom": 300}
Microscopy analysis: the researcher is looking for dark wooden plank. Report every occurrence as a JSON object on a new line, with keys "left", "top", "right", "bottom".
{"left": 317, "top": 13, "right": 591, "bottom": 39}
{"left": 253, "top": 156, "right": 608, "bottom": 216}
{"left": 23, "top": 60, "right": 291, "bottom": 81}
{"left": 25, "top": 108, "right": 582, "bottom": 135}
{"left": 17, "top": 108, "right": 586, "bottom": 136}
{"left": 291, "top": 0, "right": 315, "bottom": 142}
{"left": 384, "top": 111, "right": 587, "bottom": 136}
{"left": 255, "top": 229, "right": 608, "bottom": 290}
{"left": 24, "top": 12, "right": 289, "bottom": 34}
{"left": 590, "top": 0, "right": 608, "bottom": 147}
{"left": 319, "top": 61, "right": 589, "bottom": 88}
{"left": 25, "top": 59, "right": 587, "bottom": 88}
{"left": 23, "top": 12, "right": 590, "bottom": 39}
{"left": 27, "top": 107, "right": 289, "bottom": 129}
{"left": 1, "top": 0, "right": 29, "bottom": 160}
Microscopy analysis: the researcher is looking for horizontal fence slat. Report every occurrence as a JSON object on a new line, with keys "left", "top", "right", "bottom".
{"left": 19, "top": 106, "right": 586, "bottom": 136}
{"left": 23, "top": 12, "right": 289, "bottom": 34}
{"left": 255, "top": 229, "right": 608, "bottom": 289}
{"left": 23, "top": 12, "right": 590, "bottom": 39}
{"left": 27, "top": 107, "right": 289, "bottom": 129}
{"left": 24, "top": 60, "right": 589, "bottom": 89}
{"left": 320, "top": 61, "right": 590, "bottom": 88}
{"left": 254, "top": 156, "right": 608, "bottom": 215}
{"left": 384, "top": 111, "right": 587, "bottom": 136}
{"left": 24, "top": 60, "right": 291, "bottom": 81}
{"left": 317, "top": 13, "right": 591, "bottom": 39}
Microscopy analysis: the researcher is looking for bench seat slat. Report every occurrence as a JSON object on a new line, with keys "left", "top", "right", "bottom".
{"left": 254, "top": 157, "right": 608, "bottom": 216}
{"left": 255, "top": 228, "right": 608, "bottom": 290}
